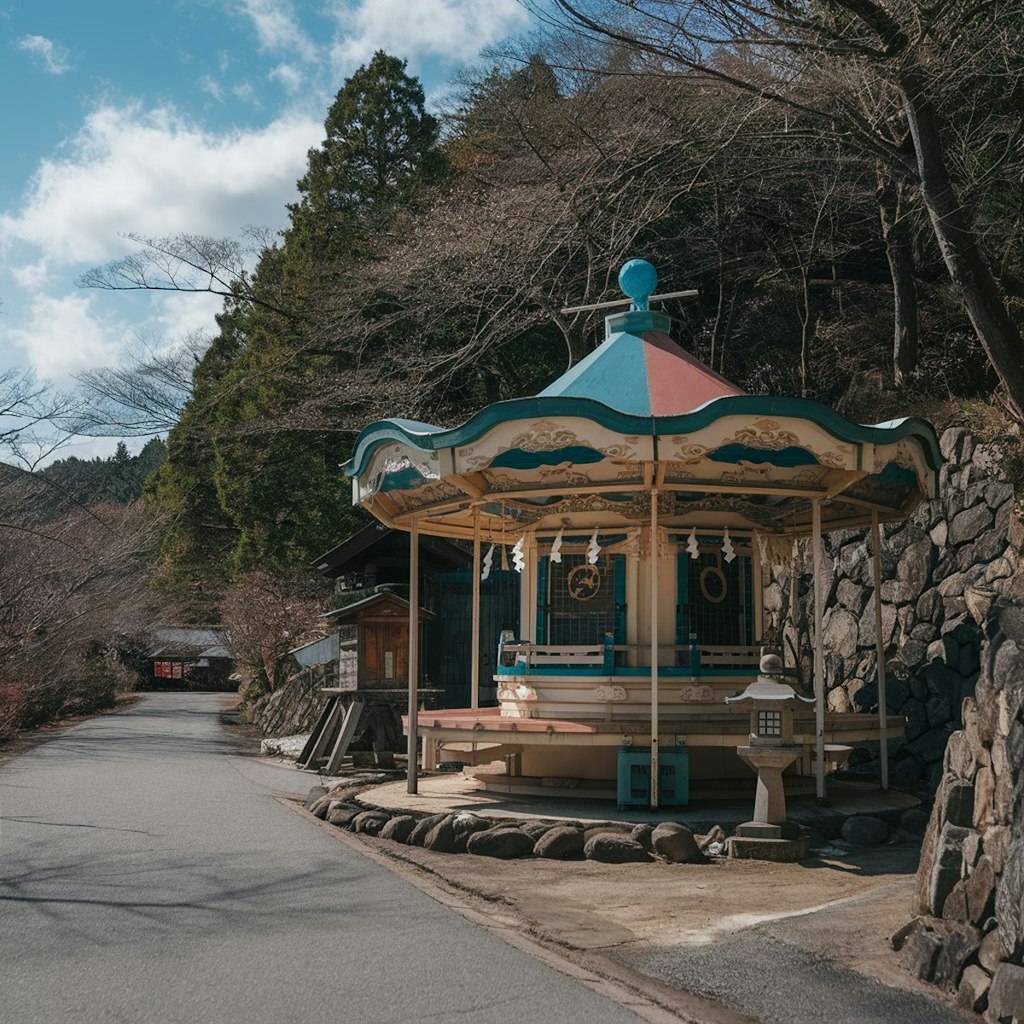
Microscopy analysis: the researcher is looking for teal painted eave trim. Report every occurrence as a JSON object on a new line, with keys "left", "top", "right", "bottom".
{"left": 494, "top": 665, "right": 746, "bottom": 678}
{"left": 344, "top": 394, "right": 942, "bottom": 482}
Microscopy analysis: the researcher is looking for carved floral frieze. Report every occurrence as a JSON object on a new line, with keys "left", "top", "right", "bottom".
{"left": 669, "top": 418, "right": 850, "bottom": 471}
{"left": 592, "top": 685, "right": 628, "bottom": 702}
{"left": 460, "top": 421, "right": 640, "bottom": 470}
{"left": 680, "top": 685, "right": 715, "bottom": 702}
{"left": 537, "top": 462, "right": 591, "bottom": 487}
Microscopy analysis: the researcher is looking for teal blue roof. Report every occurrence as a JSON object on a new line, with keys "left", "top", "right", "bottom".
{"left": 343, "top": 259, "right": 942, "bottom": 503}
{"left": 537, "top": 309, "right": 744, "bottom": 416}
{"left": 539, "top": 312, "right": 667, "bottom": 413}
{"left": 540, "top": 330, "right": 652, "bottom": 410}
{"left": 344, "top": 392, "right": 942, "bottom": 490}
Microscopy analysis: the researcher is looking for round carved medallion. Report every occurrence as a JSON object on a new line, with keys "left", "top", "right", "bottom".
{"left": 567, "top": 564, "right": 602, "bottom": 601}
{"left": 699, "top": 565, "right": 728, "bottom": 604}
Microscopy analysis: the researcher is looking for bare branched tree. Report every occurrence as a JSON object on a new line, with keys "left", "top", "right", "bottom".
{"left": 0, "top": 368, "right": 78, "bottom": 470}
{"left": 73, "top": 330, "right": 208, "bottom": 436}
{"left": 297, "top": 69, "right": 751, "bottom": 429}
{"left": 536, "top": 0, "right": 1024, "bottom": 416}
{"left": 78, "top": 230, "right": 298, "bottom": 321}
{"left": 218, "top": 570, "right": 331, "bottom": 692}
{"left": 0, "top": 469, "right": 173, "bottom": 733}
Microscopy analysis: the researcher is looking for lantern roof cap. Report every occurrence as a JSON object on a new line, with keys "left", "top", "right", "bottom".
{"left": 725, "top": 678, "right": 815, "bottom": 704}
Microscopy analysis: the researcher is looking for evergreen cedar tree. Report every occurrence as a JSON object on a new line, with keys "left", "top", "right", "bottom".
{"left": 43, "top": 438, "right": 167, "bottom": 506}
{"left": 287, "top": 50, "right": 449, "bottom": 262}
{"left": 147, "top": 52, "right": 449, "bottom": 603}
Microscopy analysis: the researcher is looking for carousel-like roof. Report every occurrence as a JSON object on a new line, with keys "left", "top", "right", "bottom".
{"left": 537, "top": 308, "right": 744, "bottom": 415}
{"left": 344, "top": 261, "right": 941, "bottom": 540}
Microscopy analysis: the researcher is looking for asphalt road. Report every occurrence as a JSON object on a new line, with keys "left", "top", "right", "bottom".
{"left": 0, "top": 693, "right": 642, "bottom": 1024}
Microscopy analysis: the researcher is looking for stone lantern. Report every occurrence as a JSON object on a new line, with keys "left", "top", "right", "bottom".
{"left": 725, "top": 653, "right": 814, "bottom": 859}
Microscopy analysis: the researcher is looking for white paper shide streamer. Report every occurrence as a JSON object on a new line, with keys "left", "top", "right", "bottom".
{"left": 587, "top": 528, "right": 601, "bottom": 565}
{"left": 480, "top": 543, "right": 494, "bottom": 581}
{"left": 549, "top": 527, "right": 564, "bottom": 564}
{"left": 722, "top": 527, "right": 735, "bottom": 563}
{"left": 511, "top": 535, "right": 525, "bottom": 574}
{"left": 686, "top": 526, "right": 699, "bottom": 560}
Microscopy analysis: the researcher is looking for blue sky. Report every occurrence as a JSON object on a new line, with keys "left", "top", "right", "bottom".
{"left": 0, "top": 0, "right": 530, "bottom": 459}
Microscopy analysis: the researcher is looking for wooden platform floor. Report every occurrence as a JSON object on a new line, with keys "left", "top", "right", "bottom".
{"left": 358, "top": 771, "right": 919, "bottom": 830}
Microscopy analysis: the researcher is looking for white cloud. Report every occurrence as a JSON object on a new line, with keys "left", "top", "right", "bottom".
{"left": 330, "top": 0, "right": 529, "bottom": 70}
{"left": 42, "top": 435, "right": 144, "bottom": 464}
{"left": 199, "top": 74, "right": 224, "bottom": 101}
{"left": 232, "top": 80, "right": 261, "bottom": 105}
{"left": 0, "top": 103, "right": 322, "bottom": 267}
{"left": 425, "top": 80, "right": 462, "bottom": 115}
{"left": 151, "top": 292, "right": 223, "bottom": 346}
{"left": 238, "top": 0, "right": 319, "bottom": 63}
{"left": 6, "top": 293, "right": 127, "bottom": 384}
{"left": 18, "top": 34, "right": 72, "bottom": 74}
{"left": 9, "top": 259, "right": 50, "bottom": 289}
{"left": 269, "top": 62, "right": 304, "bottom": 93}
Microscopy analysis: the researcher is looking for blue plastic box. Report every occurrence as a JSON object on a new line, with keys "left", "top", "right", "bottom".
{"left": 616, "top": 746, "right": 689, "bottom": 809}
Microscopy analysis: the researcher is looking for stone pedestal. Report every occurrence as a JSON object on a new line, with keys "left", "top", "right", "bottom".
{"left": 735, "top": 744, "right": 801, "bottom": 829}
{"left": 730, "top": 743, "right": 806, "bottom": 860}
{"left": 728, "top": 834, "right": 810, "bottom": 861}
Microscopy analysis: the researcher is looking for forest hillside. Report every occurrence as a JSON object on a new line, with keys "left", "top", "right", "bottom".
{"left": 4, "top": 1, "right": 1024, "bottom": 728}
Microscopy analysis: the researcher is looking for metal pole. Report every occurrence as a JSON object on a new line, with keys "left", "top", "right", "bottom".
{"left": 471, "top": 508, "right": 481, "bottom": 711}
{"left": 650, "top": 486, "right": 660, "bottom": 810}
{"left": 811, "top": 499, "right": 826, "bottom": 802}
{"left": 407, "top": 521, "right": 420, "bottom": 794}
{"left": 872, "top": 511, "right": 889, "bottom": 790}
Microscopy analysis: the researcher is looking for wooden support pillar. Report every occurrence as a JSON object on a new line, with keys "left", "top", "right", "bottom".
{"left": 811, "top": 499, "right": 826, "bottom": 802}
{"left": 471, "top": 508, "right": 481, "bottom": 710}
{"left": 872, "top": 511, "right": 889, "bottom": 790}
{"left": 650, "top": 487, "right": 660, "bottom": 810}
{"left": 523, "top": 533, "right": 536, "bottom": 642}
{"left": 407, "top": 521, "right": 420, "bottom": 794}
{"left": 751, "top": 532, "right": 764, "bottom": 642}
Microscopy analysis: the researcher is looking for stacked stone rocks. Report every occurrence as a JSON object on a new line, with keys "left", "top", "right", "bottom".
{"left": 248, "top": 670, "right": 330, "bottom": 737}
{"left": 303, "top": 784, "right": 714, "bottom": 864}
{"left": 898, "top": 597, "right": 1024, "bottom": 1020}
{"left": 764, "top": 427, "right": 1016, "bottom": 789}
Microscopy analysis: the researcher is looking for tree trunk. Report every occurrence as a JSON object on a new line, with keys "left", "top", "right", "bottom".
{"left": 798, "top": 274, "right": 816, "bottom": 397}
{"left": 900, "top": 70, "right": 1024, "bottom": 418}
{"left": 719, "top": 282, "right": 739, "bottom": 375}
{"left": 710, "top": 274, "right": 724, "bottom": 372}
{"left": 876, "top": 166, "right": 919, "bottom": 384}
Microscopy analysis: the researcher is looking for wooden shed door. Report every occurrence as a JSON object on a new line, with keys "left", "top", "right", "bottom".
{"left": 364, "top": 621, "right": 408, "bottom": 684}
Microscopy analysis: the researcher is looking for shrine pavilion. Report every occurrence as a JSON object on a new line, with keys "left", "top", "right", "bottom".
{"left": 342, "top": 260, "right": 941, "bottom": 809}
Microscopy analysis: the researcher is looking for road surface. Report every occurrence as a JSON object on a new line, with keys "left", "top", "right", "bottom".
{"left": 0, "top": 693, "right": 642, "bottom": 1024}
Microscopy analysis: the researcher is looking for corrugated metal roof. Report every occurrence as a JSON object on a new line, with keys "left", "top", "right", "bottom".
{"left": 147, "top": 627, "right": 233, "bottom": 660}
{"left": 289, "top": 632, "right": 340, "bottom": 667}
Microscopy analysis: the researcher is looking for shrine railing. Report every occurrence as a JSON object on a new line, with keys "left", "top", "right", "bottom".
{"left": 497, "top": 639, "right": 761, "bottom": 677}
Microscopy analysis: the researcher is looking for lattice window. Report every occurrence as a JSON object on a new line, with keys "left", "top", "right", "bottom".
{"left": 758, "top": 710, "right": 782, "bottom": 737}
{"left": 547, "top": 554, "right": 615, "bottom": 646}
{"left": 686, "top": 548, "right": 753, "bottom": 645}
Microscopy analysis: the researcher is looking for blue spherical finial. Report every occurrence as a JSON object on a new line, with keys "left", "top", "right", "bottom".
{"left": 618, "top": 259, "right": 658, "bottom": 311}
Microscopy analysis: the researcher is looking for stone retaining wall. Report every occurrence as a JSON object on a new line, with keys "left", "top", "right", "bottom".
{"left": 765, "top": 427, "right": 1017, "bottom": 790}
{"left": 898, "top": 595, "right": 1024, "bottom": 1018}
{"left": 247, "top": 669, "right": 331, "bottom": 737}
{"left": 796, "top": 423, "right": 1024, "bottom": 1019}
